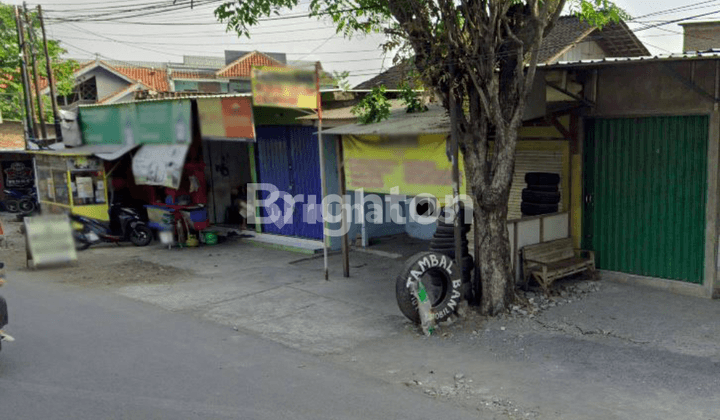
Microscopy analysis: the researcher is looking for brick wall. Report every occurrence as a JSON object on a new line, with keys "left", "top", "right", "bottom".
{"left": 681, "top": 21, "right": 720, "bottom": 52}
{"left": 0, "top": 121, "right": 25, "bottom": 151}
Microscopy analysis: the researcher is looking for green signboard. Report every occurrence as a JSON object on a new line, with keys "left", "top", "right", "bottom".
{"left": 79, "top": 100, "right": 192, "bottom": 146}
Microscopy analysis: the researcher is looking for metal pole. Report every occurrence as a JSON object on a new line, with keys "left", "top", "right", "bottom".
{"left": 449, "top": 90, "right": 463, "bottom": 277}
{"left": 23, "top": 2, "right": 47, "bottom": 140}
{"left": 336, "top": 136, "right": 350, "bottom": 277}
{"left": 316, "top": 62, "right": 329, "bottom": 280}
{"left": 14, "top": 6, "right": 36, "bottom": 140}
{"left": 37, "top": 5, "right": 62, "bottom": 143}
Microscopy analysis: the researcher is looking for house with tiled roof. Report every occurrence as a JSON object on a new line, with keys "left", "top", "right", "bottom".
{"left": 46, "top": 50, "right": 303, "bottom": 108}
{"left": 355, "top": 16, "right": 649, "bottom": 89}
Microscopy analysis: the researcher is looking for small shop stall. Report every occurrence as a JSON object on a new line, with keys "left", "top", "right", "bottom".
{"left": 33, "top": 151, "right": 110, "bottom": 221}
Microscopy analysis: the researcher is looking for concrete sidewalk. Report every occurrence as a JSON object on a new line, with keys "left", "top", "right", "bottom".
{"left": 4, "top": 216, "right": 719, "bottom": 420}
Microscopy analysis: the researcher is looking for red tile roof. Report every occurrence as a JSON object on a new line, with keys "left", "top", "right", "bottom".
{"left": 216, "top": 51, "right": 284, "bottom": 78}
{"left": 112, "top": 66, "right": 169, "bottom": 92}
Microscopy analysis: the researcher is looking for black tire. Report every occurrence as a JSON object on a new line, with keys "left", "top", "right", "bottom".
{"left": 526, "top": 184, "right": 559, "bottom": 192}
{"left": 522, "top": 189, "right": 561, "bottom": 204}
{"left": 521, "top": 202, "right": 558, "bottom": 216}
{"left": 435, "top": 224, "right": 471, "bottom": 234}
{"left": 525, "top": 172, "right": 560, "bottom": 185}
{"left": 73, "top": 232, "right": 91, "bottom": 251}
{"left": 428, "top": 248, "right": 469, "bottom": 260}
{"left": 396, "top": 251, "right": 465, "bottom": 324}
{"left": 4, "top": 200, "right": 19, "bottom": 213}
{"left": 430, "top": 238, "right": 469, "bottom": 247}
{"left": 129, "top": 224, "right": 153, "bottom": 246}
{"left": 18, "top": 199, "right": 35, "bottom": 213}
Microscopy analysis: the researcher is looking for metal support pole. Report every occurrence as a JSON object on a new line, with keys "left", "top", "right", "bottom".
{"left": 316, "top": 62, "right": 329, "bottom": 280}
{"left": 450, "top": 91, "right": 463, "bottom": 277}
{"left": 15, "top": 6, "right": 36, "bottom": 140}
{"left": 23, "top": 2, "right": 47, "bottom": 140}
{"left": 38, "top": 5, "right": 62, "bottom": 143}
{"left": 336, "top": 136, "right": 349, "bottom": 277}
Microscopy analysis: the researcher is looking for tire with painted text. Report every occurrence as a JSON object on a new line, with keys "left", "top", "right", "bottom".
{"left": 396, "top": 251, "right": 465, "bottom": 324}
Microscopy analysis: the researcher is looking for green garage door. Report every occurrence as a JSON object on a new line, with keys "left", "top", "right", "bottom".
{"left": 584, "top": 116, "right": 708, "bottom": 284}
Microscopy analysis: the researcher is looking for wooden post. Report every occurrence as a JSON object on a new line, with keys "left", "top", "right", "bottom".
{"left": 15, "top": 6, "right": 37, "bottom": 139}
{"left": 23, "top": 3, "right": 47, "bottom": 140}
{"left": 336, "top": 136, "right": 349, "bottom": 277}
{"left": 37, "top": 5, "right": 62, "bottom": 143}
{"left": 316, "top": 62, "right": 329, "bottom": 280}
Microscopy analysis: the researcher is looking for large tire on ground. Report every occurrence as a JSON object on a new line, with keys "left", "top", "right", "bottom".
{"left": 428, "top": 247, "right": 469, "bottom": 260}
{"left": 435, "top": 224, "right": 471, "bottom": 235}
{"left": 524, "top": 172, "right": 560, "bottom": 185}
{"left": 396, "top": 251, "right": 465, "bottom": 324}
{"left": 521, "top": 202, "right": 559, "bottom": 216}
{"left": 522, "top": 189, "right": 561, "bottom": 204}
{"left": 129, "top": 223, "right": 153, "bottom": 246}
{"left": 526, "top": 184, "right": 559, "bottom": 192}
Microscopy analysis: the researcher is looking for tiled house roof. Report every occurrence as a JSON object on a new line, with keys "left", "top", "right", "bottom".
{"left": 112, "top": 66, "right": 170, "bottom": 92}
{"left": 216, "top": 51, "right": 284, "bottom": 78}
{"left": 355, "top": 16, "right": 650, "bottom": 89}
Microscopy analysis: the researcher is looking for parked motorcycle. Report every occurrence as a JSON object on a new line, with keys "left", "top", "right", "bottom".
{"left": 0, "top": 262, "right": 12, "bottom": 352}
{"left": 2, "top": 188, "right": 37, "bottom": 214}
{"left": 71, "top": 204, "right": 153, "bottom": 250}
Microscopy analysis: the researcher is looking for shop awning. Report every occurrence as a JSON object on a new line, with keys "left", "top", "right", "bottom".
{"left": 29, "top": 144, "right": 140, "bottom": 160}
{"left": 131, "top": 144, "right": 190, "bottom": 190}
{"left": 322, "top": 105, "right": 450, "bottom": 137}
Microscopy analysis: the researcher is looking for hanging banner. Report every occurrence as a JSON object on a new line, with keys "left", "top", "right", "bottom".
{"left": 135, "top": 100, "right": 191, "bottom": 145}
{"left": 197, "top": 97, "right": 255, "bottom": 141}
{"left": 132, "top": 144, "right": 190, "bottom": 189}
{"left": 343, "top": 134, "right": 466, "bottom": 201}
{"left": 251, "top": 66, "right": 317, "bottom": 109}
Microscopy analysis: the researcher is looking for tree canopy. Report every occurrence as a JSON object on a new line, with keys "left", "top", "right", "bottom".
{"left": 214, "top": 0, "right": 627, "bottom": 315}
{"left": 0, "top": 2, "right": 77, "bottom": 121}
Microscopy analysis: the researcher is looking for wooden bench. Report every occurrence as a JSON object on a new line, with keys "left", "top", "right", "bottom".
{"left": 521, "top": 237, "right": 596, "bottom": 292}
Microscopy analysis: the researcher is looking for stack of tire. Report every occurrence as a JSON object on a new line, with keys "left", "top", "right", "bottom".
{"left": 395, "top": 207, "right": 477, "bottom": 324}
{"left": 521, "top": 172, "right": 561, "bottom": 217}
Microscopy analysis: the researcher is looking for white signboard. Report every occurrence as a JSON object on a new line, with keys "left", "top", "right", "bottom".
{"left": 132, "top": 145, "right": 190, "bottom": 189}
{"left": 24, "top": 215, "right": 77, "bottom": 267}
{"left": 76, "top": 176, "right": 94, "bottom": 199}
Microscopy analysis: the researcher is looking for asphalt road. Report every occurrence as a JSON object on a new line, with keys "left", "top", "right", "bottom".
{"left": 0, "top": 270, "right": 475, "bottom": 420}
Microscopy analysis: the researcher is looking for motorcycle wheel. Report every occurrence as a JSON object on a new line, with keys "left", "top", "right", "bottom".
{"left": 4, "top": 200, "right": 19, "bottom": 213}
{"left": 18, "top": 198, "right": 35, "bottom": 213}
{"left": 129, "top": 224, "right": 153, "bottom": 247}
{"left": 73, "top": 230, "right": 92, "bottom": 251}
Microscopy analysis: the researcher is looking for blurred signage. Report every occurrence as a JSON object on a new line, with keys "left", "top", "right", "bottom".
{"left": 2, "top": 161, "right": 34, "bottom": 189}
{"left": 24, "top": 215, "right": 77, "bottom": 267}
{"left": 197, "top": 97, "right": 255, "bottom": 141}
{"left": 251, "top": 66, "right": 318, "bottom": 109}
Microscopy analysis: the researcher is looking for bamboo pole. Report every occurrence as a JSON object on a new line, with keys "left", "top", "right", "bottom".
{"left": 37, "top": 5, "right": 62, "bottom": 142}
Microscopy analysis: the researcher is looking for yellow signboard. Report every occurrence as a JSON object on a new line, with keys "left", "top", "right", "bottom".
{"left": 343, "top": 134, "right": 466, "bottom": 202}
{"left": 251, "top": 66, "right": 318, "bottom": 109}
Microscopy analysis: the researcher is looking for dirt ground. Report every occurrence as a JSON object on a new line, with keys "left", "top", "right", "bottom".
{"left": 0, "top": 214, "right": 190, "bottom": 287}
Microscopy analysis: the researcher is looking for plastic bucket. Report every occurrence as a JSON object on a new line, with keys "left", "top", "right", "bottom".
{"left": 203, "top": 230, "right": 218, "bottom": 245}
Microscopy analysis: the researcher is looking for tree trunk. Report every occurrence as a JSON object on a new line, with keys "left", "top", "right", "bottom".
{"left": 475, "top": 201, "right": 514, "bottom": 316}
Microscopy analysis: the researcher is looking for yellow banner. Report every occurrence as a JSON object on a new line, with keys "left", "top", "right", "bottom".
{"left": 343, "top": 134, "right": 466, "bottom": 201}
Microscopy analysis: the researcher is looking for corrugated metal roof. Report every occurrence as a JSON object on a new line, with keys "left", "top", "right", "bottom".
{"left": 29, "top": 144, "right": 139, "bottom": 160}
{"left": 323, "top": 104, "right": 449, "bottom": 136}
{"left": 540, "top": 50, "right": 720, "bottom": 68}
{"left": 78, "top": 92, "right": 252, "bottom": 108}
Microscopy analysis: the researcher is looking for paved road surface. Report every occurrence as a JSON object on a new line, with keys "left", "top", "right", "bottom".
{"left": 0, "top": 270, "right": 475, "bottom": 420}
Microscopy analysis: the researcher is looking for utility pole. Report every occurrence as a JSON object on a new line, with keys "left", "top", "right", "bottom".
{"left": 37, "top": 5, "right": 62, "bottom": 143}
{"left": 15, "top": 6, "right": 37, "bottom": 140}
{"left": 23, "top": 2, "right": 47, "bottom": 140}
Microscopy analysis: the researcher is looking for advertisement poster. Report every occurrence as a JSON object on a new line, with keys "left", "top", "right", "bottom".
{"left": 76, "top": 177, "right": 94, "bottom": 199}
{"left": 2, "top": 161, "right": 34, "bottom": 189}
{"left": 132, "top": 145, "right": 190, "bottom": 189}
{"left": 197, "top": 97, "right": 255, "bottom": 141}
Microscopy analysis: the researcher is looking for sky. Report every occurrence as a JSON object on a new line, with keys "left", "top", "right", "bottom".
{"left": 6, "top": 0, "right": 720, "bottom": 86}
